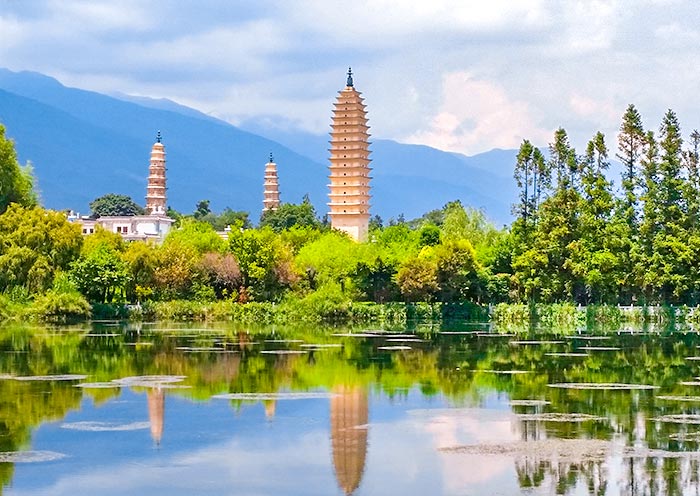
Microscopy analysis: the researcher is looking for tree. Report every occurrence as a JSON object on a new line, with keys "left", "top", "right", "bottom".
{"left": 616, "top": 104, "right": 645, "bottom": 232}
{"left": 259, "top": 196, "right": 319, "bottom": 232}
{"left": 435, "top": 240, "right": 483, "bottom": 302}
{"left": 121, "top": 241, "right": 158, "bottom": 302}
{"left": 548, "top": 127, "right": 577, "bottom": 190}
{"left": 651, "top": 110, "right": 689, "bottom": 301}
{"left": 418, "top": 225, "right": 441, "bottom": 247}
{"left": 90, "top": 194, "right": 145, "bottom": 217}
{"left": 637, "top": 131, "right": 661, "bottom": 301}
{"left": 350, "top": 257, "right": 398, "bottom": 303}
{"left": 194, "top": 200, "right": 211, "bottom": 219}
{"left": 0, "top": 124, "right": 36, "bottom": 214}
{"left": 0, "top": 205, "right": 82, "bottom": 293}
{"left": 397, "top": 256, "right": 438, "bottom": 302}
{"left": 152, "top": 240, "right": 202, "bottom": 300}
{"left": 568, "top": 132, "right": 620, "bottom": 302}
{"left": 229, "top": 227, "right": 296, "bottom": 300}
{"left": 200, "top": 253, "right": 241, "bottom": 299}
{"left": 70, "top": 245, "right": 130, "bottom": 303}
{"left": 164, "top": 219, "right": 225, "bottom": 254}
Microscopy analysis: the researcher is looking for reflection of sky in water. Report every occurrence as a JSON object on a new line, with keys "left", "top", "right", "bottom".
{"left": 8, "top": 389, "right": 494, "bottom": 496}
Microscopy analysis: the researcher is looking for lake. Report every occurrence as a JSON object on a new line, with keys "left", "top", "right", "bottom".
{"left": 1, "top": 321, "right": 700, "bottom": 495}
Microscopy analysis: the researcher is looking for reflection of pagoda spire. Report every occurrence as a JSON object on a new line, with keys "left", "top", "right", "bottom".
{"left": 264, "top": 399, "right": 277, "bottom": 420}
{"left": 330, "top": 386, "right": 368, "bottom": 495}
{"left": 148, "top": 388, "right": 165, "bottom": 445}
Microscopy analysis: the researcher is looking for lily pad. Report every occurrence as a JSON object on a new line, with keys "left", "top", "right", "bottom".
{"left": 60, "top": 421, "right": 150, "bottom": 432}
{"left": 652, "top": 414, "right": 700, "bottom": 424}
{"left": 74, "top": 382, "right": 122, "bottom": 389}
{"left": 516, "top": 412, "right": 605, "bottom": 422}
{"left": 0, "top": 451, "right": 67, "bottom": 463}
{"left": 212, "top": 392, "right": 334, "bottom": 400}
{"left": 509, "top": 400, "right": 551, "bottom": 406}
{"left": 13, "top": 374, "right": 88, "bottom": 381}
{"left": 548, "top": 383, "right": 658, "bottom": 390}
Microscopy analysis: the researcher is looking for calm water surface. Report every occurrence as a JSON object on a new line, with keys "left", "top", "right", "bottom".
{"left": 2, "top": 321, "right": 700, "bottom": 495}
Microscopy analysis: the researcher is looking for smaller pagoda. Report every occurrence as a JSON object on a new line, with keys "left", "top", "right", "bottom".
{"left": 145, "top": 131, "right": 167, "bottom": 215}
{"left": 263, "top": 153, "right": 280, "bottom": 212}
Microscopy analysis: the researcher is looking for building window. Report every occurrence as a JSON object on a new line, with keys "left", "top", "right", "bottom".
{"left": 89, "top": 229, "right": 94, "bottom": 234}
{"left": 116, "top": 226, "right": 122, "bottom": 233}
{"left": 82, "top": 228, "right": 87, "bottom": 234}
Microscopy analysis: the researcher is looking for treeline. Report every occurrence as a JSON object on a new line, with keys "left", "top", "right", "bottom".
{"left": 0, "top": 199, "right": 504, "bottom": 321}
{"left": 507, "top": 105, "right": 700, "bottom": 304}
{"left": 5, "top": 101, "right": 700, "bottom": 323}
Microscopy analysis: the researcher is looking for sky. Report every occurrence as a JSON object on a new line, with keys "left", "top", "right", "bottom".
{"left": 2, "top": 0, "right": 700, "bottom": 156}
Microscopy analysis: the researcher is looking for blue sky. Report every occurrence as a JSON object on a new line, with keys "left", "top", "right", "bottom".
{"left": 2, "top": 0, "right": 700, "bottom": 155}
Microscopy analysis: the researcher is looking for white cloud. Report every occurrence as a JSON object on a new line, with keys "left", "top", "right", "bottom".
{"left": 407, "top": 72, "right": 551, "bottom": 154}
{"left": 4, "top": 0, "right": 700, "bottom": 154}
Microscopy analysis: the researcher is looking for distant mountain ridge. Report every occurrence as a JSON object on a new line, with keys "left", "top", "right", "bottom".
{"left": 0, "top": 68, "right": 518, "bottom": 224}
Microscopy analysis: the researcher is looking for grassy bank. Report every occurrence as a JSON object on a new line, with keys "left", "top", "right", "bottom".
{"left": 7, "top": 292, "right": 700, "bottom": 329}
{"left": 0, "top": 294, "right": 488, "bottom": 326}
{"left": 491, "top": 303, "right": 700, "bottom": 329}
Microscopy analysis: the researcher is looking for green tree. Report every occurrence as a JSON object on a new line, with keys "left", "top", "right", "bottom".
{"left": 89, "top": 194, "right": 145, "bottom": 217}
{"left": 164, "top": 219, "right": 225, "bottom": 254}
{"left": 568, "top": 132, "right": 620, "bottom": 302}
{"left": 616, "top": 104, "right": 645, "bottom": 233}
{"left": 652, "top": 110, "right": 690, "bottom": 301}
{"left": 0, "top": 205, "right": 82, "bottom": 293}
{"left": 397, "top": 255, "right": 439, "bottom": 302}
{"left": 229, "top": 227, "right": 296, "bottom": 300}
{"left": 194, "top": 200, "right": 211, "bottom": 219}
{"left": 418, "top": 224, "right": 441, "bottom": 247}
{"left": 121, "top": 241, "right": 158, "bottom": 302}
{"left": 435, "top": 240, "right": 483, "bottom": 302}
{"left": 70, "top": 245, "right": 130, "bottom": 303}
{"left": 259, "top": 196, "right": 319, "bottom": 232}
{"left": 0, "top": 124, "right": 36, "bottom": 214}
{"left": 350, "top": 257, "right": 399, "bottom": 303}
{"left": 637, "top": 131, "right": 661, "bottom": 301}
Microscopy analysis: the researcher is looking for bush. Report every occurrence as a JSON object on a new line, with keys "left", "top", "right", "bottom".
{"left": 31, "top": 290, "right": 91, "bottom": 322}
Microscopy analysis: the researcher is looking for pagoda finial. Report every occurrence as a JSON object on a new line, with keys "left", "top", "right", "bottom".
{"left": 346, "top": 67, "right": 354, "bottom": 87}
{"left": 269, "top": 152, "right": 274, "bottom": 163}
{"left": 156, "top": 130, "right": 162, "bottom": 143}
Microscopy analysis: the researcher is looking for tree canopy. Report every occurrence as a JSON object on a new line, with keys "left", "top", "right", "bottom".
{"left": 0, "top": 124, "right": 36, "bottom": 214}
{"left": 90, "top": 193, "right": 145, "bottom": 217}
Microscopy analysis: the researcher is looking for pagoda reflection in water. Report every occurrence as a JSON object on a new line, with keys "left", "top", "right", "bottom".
{"left": 330, "top": 385, "right": 369, "bottom": 495}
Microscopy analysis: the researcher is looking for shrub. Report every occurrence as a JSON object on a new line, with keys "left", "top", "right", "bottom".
{"left": 31, "top": 290, "right": 91, "bottom": 322}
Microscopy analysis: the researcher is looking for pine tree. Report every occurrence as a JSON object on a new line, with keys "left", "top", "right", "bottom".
{"left": 616, "top": 104, "right": 645, "bottom": 232}
{"left": 569, "top": 132, "right": 619, "bottom": 302}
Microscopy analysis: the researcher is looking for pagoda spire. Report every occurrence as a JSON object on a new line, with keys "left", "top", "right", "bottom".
{"left": 145, "top": 132, "right": 167, "bottom": 215}
{"left": 263, "top": 153, "right": 280, "bottom": 213}
{"left": 328, "top": 69, "right": 371, "bottom": 242}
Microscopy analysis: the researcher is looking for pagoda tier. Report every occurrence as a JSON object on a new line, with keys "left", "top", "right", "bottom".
{"left": 262, "top": 154, "right": 280, "bottom": 212}
{"left": 328, "top": 68, "right": 372, "bottom": 242}
{"left": 145, "top": 131, "right": 167, "bottom": 215}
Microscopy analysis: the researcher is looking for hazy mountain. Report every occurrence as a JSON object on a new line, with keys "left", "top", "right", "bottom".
{"left": 0, "top": 68, "right": 518, "bottom": 224}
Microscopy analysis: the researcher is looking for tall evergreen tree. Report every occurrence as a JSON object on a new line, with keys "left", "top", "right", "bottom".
{"left": 637, "top": 131, "right": 662, "bottom": 301}
{"left": 616, "top": 104, "right": 645, "bottom": 232}
{"left": 570, "top": 132, "right": 619, "bottom": 302}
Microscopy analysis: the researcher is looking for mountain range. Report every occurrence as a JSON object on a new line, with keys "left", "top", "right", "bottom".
{"left": 0, "top": 68, "right": 518, "bottom": 225}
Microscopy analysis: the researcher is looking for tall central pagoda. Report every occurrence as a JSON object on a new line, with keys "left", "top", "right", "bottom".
{"left": 328, "top": 68, "right": 371, "bottom": 242}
